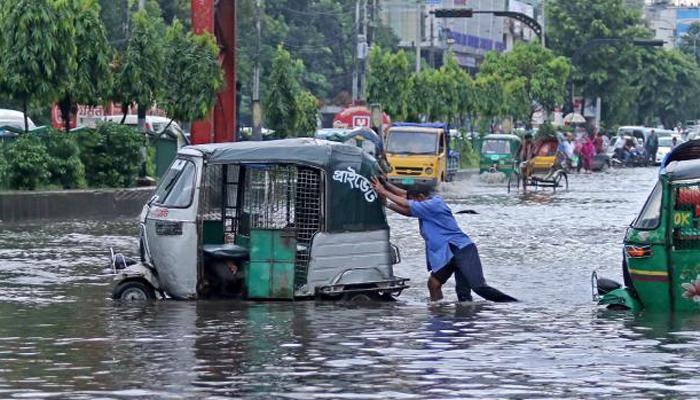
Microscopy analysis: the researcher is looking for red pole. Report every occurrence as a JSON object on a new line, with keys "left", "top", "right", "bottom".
{"left": 191, "top": 0, "right": 236, "bottom": 144}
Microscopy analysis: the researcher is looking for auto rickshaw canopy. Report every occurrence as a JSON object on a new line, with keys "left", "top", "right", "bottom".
{"left": 189, "top": 138, "right": 388, "bottom": 233}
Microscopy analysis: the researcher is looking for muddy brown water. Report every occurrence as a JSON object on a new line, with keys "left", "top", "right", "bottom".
{"left": 3, "top": 168, "right": 700, "bottom": 399}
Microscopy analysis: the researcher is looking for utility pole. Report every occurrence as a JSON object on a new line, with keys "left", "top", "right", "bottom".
{"left": 252, "top": 0, "right": 263, "bottom": 141}
{"left": 139, "top": 0, "right": 145, "bottom": 10}
{"left": 359, "top": 0, "right": 368, "bottom": 99}
{"left": 352, "top": 0, "right": 360, "bottom": 101}
{"left": 416, "top": 1, "right": 422, "bottom": 73}
{"left": 541, "top": 0, "right": 546, "bottom": 47}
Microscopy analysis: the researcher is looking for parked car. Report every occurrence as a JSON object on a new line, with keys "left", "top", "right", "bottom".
{"left": 655, "top": 136, "right": 685, "bottom": 165}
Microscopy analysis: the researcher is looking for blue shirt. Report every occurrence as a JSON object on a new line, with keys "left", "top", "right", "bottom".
{"left": 409, "top": 196, "right": 472, "bottom": 272}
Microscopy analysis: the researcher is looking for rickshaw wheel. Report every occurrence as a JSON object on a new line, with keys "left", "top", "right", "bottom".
{"left": 507, "top": 172, "right": 520, "bottom": 193}
{"left": 112, "top": 280, "right": 156, "bottom": 301}
{"left": 553, "top": 172, "right": 569, "bottom": 192}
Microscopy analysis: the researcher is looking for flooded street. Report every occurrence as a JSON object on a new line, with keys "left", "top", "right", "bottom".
{"left": 4, "top": 168, "right": 700, "bottom": 399}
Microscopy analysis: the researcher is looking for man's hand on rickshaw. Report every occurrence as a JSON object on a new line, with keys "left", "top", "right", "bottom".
{"left": 372, "top": 177, "right": 387, "bottom": 197}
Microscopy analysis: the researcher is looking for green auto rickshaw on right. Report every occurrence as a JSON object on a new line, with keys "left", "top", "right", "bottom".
{"left": 595, "top": 140, "right": 700, "bottom": 312}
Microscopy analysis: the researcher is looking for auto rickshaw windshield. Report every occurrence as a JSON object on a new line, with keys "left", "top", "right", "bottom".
{"left": 482, "top": 140, "right": 511, "bottom": 155}
{"left": 386, "top": 131, "right": 437, "bottom": 155}
{"left": 632, "top": 181, "right": 663, "bottom": 229}
{"left": 153, "top": 158, "right": 197, "bottom": 208}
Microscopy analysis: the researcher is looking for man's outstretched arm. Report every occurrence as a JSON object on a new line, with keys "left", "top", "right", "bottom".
{"left": 387, "top": 201, "right": 411, "bottom": 216}
{"left": 382, "top": 177, "right": 407, "bottom": 197}
{"left": 373, "top": 177, "right": 410, "bottom": 208}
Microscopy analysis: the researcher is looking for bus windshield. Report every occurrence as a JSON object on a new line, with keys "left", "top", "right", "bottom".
{"left": 386, "top": 131, "right": 438, "bottom": 155}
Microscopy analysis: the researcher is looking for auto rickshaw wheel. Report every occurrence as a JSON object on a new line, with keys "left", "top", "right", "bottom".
{"left": 112, "top": 280, "right": 156, "bottom": 301}
{"left": 341, "top": 291, "right": 386, "bottom": 303}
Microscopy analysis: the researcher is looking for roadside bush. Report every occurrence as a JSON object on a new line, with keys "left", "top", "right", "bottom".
{"left": 457, "top": 139, "right": 479, "bottom": 169}
{"left": 5, "top": 134, "right": 51, "bottom": 190}
{"left": 76, "top": 122, "right": 146, "bottom": 188}
{"left": 42, "top": 129, "right": 86, "bottom": 189}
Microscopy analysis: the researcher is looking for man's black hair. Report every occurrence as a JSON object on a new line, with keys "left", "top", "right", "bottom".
{"left": 407, "top": 184, "right": 435, "bottom": 198}
{"left": 524, "top": 133, "right": 533, "bottom": 139}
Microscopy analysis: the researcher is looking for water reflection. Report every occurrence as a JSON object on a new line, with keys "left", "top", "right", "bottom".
{"left": 4, "top": 168, "right": 700, "bottom": 398}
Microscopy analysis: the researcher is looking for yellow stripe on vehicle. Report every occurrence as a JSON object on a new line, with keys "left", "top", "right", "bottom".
{"left": 629, "top": 268, "right": 668, "bottom": 277}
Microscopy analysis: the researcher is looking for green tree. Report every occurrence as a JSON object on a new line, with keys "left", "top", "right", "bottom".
{"left": 635, "top": 49, "right": 700, "bottom": 127}
{"left": 366, "top": 46, "right": 413, "bottom": 121}
{"left": 161, "top": 20, "right": 224, "bottom": 130}
{"left": 0, "top": 0, "right": 77, "bottom": 132}
{"left": 478, "top": 42, "right": 571, "bottom": 126}
{"left": 264, "top": 46, "right": 318, "bottom": 137}
{"left": 443, "top": 54, "right": 475, "bottom": 125}
{"left": 295, "top": 91, "right": 320, "bottom": 136}
{"left": 113, "top": 10, "right": 166, "bottom": 129}
{"left": 679, "top": 22, "right": 700, "bottom": 63}
{"left": 58, "top": 0, "right": 113, "bottom": 132}
{"left": 547, "top": 0, "right": 648, "bottom": 126}
{"left": 473, "top": 75, "right": 507, "bottom": 131}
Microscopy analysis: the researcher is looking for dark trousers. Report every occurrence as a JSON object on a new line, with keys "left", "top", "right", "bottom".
{"left": 432, "top": 244, "right": 517, "bottom": 302}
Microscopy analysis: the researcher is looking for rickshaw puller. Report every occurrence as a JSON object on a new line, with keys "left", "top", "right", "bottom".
{"left": 372, "top": 178, "right": 517, "bottom": 303}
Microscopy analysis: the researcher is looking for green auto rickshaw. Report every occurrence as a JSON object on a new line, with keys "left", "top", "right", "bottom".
{"left": 595, "top": 140, "right": 700, "bottom": 312}
{"left": 479, "top": 134, "right": 522, "bottom": 179}
{"left": 110, "top": 138, "right": 408, "bottom": 302}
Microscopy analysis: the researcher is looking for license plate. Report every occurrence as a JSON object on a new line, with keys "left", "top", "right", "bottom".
{"left": 401, "top": 178, "right": 415, "bottom": 185}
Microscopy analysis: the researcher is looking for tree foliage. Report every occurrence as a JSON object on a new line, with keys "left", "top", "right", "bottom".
{"left": 366, "top": 46, "right": 413, "bottom": 121}
{"left": 264, "top": 46, "right": 319, "bottom": 137}
{"left": 0, "top": 0, "right": 77, "bottom": 131}
{"left": 58, "top": 0, "right": 113, "bottom": 132}
{"left": 635, "top": 50, "right": 700, "bottom": 127}
{"left": 478, "top": 42, "right": 570, "bottom": 125}
{"left": 235, "top": 0, "right": 399, "bottom": 121}
{"left": 161, "top": 20, "right": 224, "bottom": 128}
{"left": 547, "top": 0, "right": 649, "bottom": 126}
{"left": 114, "top": 10, "right": 166, "bottom": 123}
{"left": 679, "top": 22, "right": 700, "bottom": 63}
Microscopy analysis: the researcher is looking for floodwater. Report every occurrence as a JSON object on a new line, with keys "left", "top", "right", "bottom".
{"left": 2, "top": 168, "right": 700, "bottom": 399}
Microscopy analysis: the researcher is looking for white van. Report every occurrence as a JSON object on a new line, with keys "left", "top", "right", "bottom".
{"left": 0, "top": 109, "right": 36, "bottom": 131}
{"left": 101, "top": 115, "right": 185, "bottom": 137}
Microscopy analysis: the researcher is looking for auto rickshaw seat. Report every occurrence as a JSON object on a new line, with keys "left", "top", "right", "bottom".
{"left": 202, "top": 244, "right": 250, "bottom": 262}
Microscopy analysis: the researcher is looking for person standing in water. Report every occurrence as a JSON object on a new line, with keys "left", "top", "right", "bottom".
{"left": 371, "top": 178, "right": 518, "bottom": 303}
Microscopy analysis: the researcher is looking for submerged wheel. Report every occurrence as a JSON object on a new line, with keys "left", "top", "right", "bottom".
{"left": 112, "top": 280, "right": 156, "bottom": 301}
{"left": 341, "top": 291, "right": 385, "bottom": 303}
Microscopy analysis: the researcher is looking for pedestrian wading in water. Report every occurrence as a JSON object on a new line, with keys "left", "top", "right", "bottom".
{"left": 372, "top": 177, "right": 517, "bottom": 303}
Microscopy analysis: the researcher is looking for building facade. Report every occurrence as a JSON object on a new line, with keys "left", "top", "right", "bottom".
{"left": 645, "top": 1, "right": 700, "bottom": 48}
{"left": 380, "top": 0, "right": 511, "bottom": 72}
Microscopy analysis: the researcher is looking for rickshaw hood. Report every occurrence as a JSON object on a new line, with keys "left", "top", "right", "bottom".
{"left": 189, "top": 138, "right": 359, "bottom": 167}
{"left": 189, "top": 138, "right": 388, "bottom": 233}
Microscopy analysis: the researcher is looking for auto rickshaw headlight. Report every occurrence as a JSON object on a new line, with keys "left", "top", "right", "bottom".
{"left": 625, "top": 245, "right": 652, "bottom": 258}
{"left": 425, "top": 167, "right": 434, "bottom": 175}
